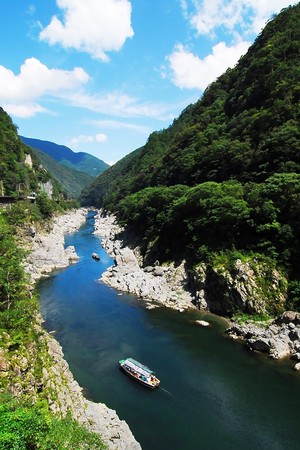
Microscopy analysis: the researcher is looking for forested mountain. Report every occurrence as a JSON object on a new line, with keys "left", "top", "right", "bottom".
{"left": 30, "top": 147, "right": 94, "bottom": 199}
{"left": 21, "top": 136, "right": 109, "bottom": 178}
{"left": 80, "top": 4, "right": 300, "bottom": 311}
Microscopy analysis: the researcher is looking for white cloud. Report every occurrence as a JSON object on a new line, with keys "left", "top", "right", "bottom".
{"left": 39, "top": 0, "right": 134, "bottom": 61}
{"left": 67, "top": 90, "right": 173, "bottom": 120}
{"left": 167, "top": 41, "right": 250, "bottom": 90}
{"left": 170, "top": 1, "right": 298, "bottom": 92}
{"left": 69, "top": 133, "right": 108, "bottom": 147}
{"left": 0, "top": 58, "right": 90, "bottom": 117}
{"left": 0, "top": 57, "right": 178, "bottom": 122}
{"left": 91, "top": 119, "right": 150, "bottom": 134}
{"left": 185, "top": 0, "right": 298, "bottom": 37}
{"left": 245, "top": 0, "right": 298, "bottom": 34}
{"left": 0, "top": 58, "right": 175, "bottom": 121}
{"left": 95, "top": 133, "right": 108, "bottom": 142}
{"left": 2, "top": 103, "right": 47, "bottom": 119}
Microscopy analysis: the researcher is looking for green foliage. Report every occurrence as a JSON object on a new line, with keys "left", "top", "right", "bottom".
{"left": 287, "top": 281, "right": 300, "bottom": 311}
{"left": 35, "top": 192, "right": 55, "bottom": 218}
{"left": 0, "top": 214, "right": 38, "bottom": 339}
{"left": 81, "top": 5, "right": 300, "bottom": 209}
{"left": 4, "top": 201, "right": 42, "bottom": 225}
{"left": 0, "top": 397, "right": 107, "bottom": 450}
{"left": 233, "top": 312, "right": 272, "bottom": 325}
{"left": 0, "top": 215, "right": 27, "bottom": 311}
{"left": 78, "top": 5, "right": 300, "bottom": 311}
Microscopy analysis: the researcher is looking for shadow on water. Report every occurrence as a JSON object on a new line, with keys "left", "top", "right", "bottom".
{"left": 38, "top": 212, "right": 300, "bottom": 450}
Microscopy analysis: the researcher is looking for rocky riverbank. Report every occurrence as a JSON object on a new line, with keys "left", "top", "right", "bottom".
{"left": 94, "top": 211, "right": 195, "bottom": 311}
{"left": 227, "top": 312, "right": 300, "bottom": 370}
{"left": 94, "top": 210, "right": 300, "bottom": 371}
{"left": 23, "top": 208, "right": 141, "bottom": 450}
{"left": 24, "top": 208, "right": 86, "bottom": 282}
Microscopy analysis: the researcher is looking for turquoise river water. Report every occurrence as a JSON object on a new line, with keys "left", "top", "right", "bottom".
{"left": 37, "top": 212, "right": 300, "bottom": 450}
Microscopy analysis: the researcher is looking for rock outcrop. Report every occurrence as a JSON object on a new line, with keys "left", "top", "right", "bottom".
{"left": 193, "top": 260, "right": 287, "bottom": 316}
{"left": 24, "top": 208, "right": 86, "bottom": 281}
{"left": 94, "top": 212, "right": 194, "bottom": 311}
{"left": 227, "top": 311, "right": 300, "bottom": 369}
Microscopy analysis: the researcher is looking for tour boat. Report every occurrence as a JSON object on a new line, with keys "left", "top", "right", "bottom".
{"left": 92, "top": 252, "right": 100, "bottom": 260}
{"left": 119, "top": 358, "right": 160, "bottom": 389}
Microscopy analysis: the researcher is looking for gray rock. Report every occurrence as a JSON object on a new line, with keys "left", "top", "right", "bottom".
{"left": 97, "top": 213, "right": 194, "bottom": 311}
{"left": 153, "top": 267, "right": 165, "bottom": 277}
{"left": 247, "top": 338, "right": 271, "bottom": 353}
{"left": 275, "top": 311, "right": 300, "bottom": 324}
{"left": 294, "top": 362, "right": 300, "bottom": 371}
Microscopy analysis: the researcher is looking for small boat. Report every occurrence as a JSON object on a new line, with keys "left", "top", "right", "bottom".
{"left": 92, "top": 253, "right": 100, "bottom": 260}
{"left": 119, "top": 358, "right": 160, "bottom": 389}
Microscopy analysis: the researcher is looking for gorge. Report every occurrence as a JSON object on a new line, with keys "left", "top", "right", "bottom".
{"left": 36, "top": 209, "right": 300, "bottom": 449}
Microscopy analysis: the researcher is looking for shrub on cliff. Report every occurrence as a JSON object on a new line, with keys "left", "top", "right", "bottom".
{"left": 0, "top": 397, "right": 107, "bottom": 450}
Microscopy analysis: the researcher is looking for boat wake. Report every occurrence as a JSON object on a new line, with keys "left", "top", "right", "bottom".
{"left": 159, "top": 386, "right": 173, "bottom": 396}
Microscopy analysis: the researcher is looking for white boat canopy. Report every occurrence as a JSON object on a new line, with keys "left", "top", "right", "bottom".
{"left": 124, "top": 358, "right": 154, "bottom": 377}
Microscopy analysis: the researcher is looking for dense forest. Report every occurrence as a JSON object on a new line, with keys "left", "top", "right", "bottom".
{"left": 80, "top": 4, "right": 300, "bottom": 311}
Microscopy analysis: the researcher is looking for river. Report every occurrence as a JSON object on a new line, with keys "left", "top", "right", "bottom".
{"left": 38, "top": 212, "right": 300, "bottom": 450}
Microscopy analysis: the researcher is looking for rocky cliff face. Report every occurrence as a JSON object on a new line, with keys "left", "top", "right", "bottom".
{"left": 193, "top": 259, "right": 287, "bottom": 317}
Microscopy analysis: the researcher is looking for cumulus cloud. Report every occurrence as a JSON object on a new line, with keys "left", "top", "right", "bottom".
{"left": 167, "top": 41, "right": 250, "bottom": 90}
{"left": 0, "top": 58, "right": 90, "bottom": 117}
{"left": 0, "top": 58, "right": 174, "bottom": 120}
{"left": 39, "top": 0, "right": 134, "bottom": 61}
{"left": 170, "top": 0, "right": 298, "bottom": 92}
{"left": 185, "top": 0, "right": 298, "bottom": 37}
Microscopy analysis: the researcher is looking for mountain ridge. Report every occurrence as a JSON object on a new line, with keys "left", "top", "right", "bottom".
{"left": 20, "top": 136, "right": 109, "bottom": 178}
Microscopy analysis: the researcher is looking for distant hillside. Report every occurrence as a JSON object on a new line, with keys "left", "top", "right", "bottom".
{"left": 80, "top": 4, "right": 300, "bottom": 209}
{"left": 80, "top": 4, "right": 300, "bottom": 312}
{"left": 21, "top": 136, "right": 109, "bottom": 178}
{"left": 31, "top": 147, "right": 94, "bottom": 199}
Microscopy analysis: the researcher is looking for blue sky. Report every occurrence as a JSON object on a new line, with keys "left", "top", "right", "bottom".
{"left": 0, "top": 1, "right": 297, "bottom": 165}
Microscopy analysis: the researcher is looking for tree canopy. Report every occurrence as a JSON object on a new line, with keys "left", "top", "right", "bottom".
{"left": 80, "top": 5, "right": 300, "bottom": 310}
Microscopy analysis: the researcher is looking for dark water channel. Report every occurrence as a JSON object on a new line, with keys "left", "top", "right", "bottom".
{"left": 38, "top": 212, "right": 300, "bottom": 450}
